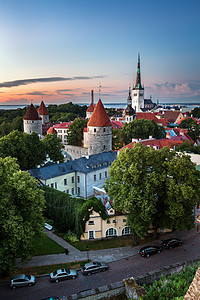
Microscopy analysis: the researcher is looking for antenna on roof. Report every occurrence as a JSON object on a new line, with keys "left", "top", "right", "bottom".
{"left": 98, "top": 82, "right": 101, "bottom": 100}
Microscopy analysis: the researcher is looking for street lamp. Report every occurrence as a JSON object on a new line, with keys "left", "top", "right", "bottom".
{"left": 86, "top": 245, "right": 89, "bottom": 262}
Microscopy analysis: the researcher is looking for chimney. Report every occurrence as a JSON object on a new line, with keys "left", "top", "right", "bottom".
{"left": 91, "top": 90, "right": 94, "bottom": 106}
{"left": 149, "top": 136, "right": 153, "bottom": 139}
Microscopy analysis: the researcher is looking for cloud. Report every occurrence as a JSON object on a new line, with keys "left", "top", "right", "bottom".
{"left": 26, "top": 91, "right": 49, "bottom": 96}
{"left": 146, "top": 80, "right": 200, "bottom": 98}
{"left": 0, "top": 75, "right": 106, "bottom": 88}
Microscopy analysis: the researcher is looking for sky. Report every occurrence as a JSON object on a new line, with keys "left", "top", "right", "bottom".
{"left": 0, "top": 0, "right": 200, "bottom": 105}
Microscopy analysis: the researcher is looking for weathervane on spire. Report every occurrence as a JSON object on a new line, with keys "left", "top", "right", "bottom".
{"left": 98, "top": 82, "right": 102, "bottom": 100}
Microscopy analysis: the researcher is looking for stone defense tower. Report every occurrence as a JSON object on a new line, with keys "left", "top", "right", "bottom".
{"left": 132, "top": 52, "right": 144, "bottom": 112}
{"left": 87, "top": 99, "right": 112, "bottom": 156}
{"left": 123, "top": 86, "right": 136, "bottom": 123}
{"left": 23, "top": 103, "right": 42, "bottom": 135}
{"left": 86, "top": 90, "right": 95, "bottom": 119}
{"left": 37, "top": 101, "right": 49, "bottom": 124}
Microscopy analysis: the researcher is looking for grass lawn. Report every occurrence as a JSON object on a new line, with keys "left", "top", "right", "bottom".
{"left": 31, "top": 235, "right": 65, "bottom": 256}
{"left": 66, "top": 234, "right": 158, "bottom": 251}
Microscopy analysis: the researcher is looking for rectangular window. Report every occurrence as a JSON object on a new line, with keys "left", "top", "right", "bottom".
{"left": 66, "top": 189, "right": 69, "bottom": 194}
{"left": 51, "top": 183, "right": 54, "bottom": 188}
{"left": 99, "top": 173, "right": 101, "bottom": 180}
{"left": 78, "top": 187, "right": 80, "bottom": 195}
{"left": 94, "top": 175, "right": 96, "bottom": 181}
{"left": 105, "top": 171, "right": 107, "bottom": 178}
{"left": 72, "top": 188, "right": 74, "bottom": 195}
{"left": 64, "top": 178, "right": 67, "bottom": 185}
{"left": 88, "top": 221, "right": 94, "bottom": 225}
{"left": 78, "top": 176, "right": 80, "bottom": 183}
{"left": 123, "top": 219, "right": 127, "bottom": 222}
{"left": 55, "top": 182, "right": 57, "bottom": 189}
{"left": 107, "top": 220, "right": 111, "bottom": 224}
{"left": 113, "top": 220, "right": 117, "bottom": 223}
{"left": 72, "top": 176, "right": 74, "bottom": 183}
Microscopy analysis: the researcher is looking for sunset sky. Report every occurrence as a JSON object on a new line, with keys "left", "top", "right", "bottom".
{"left": 0, "top": 0, "right": 200, "bottom": 105}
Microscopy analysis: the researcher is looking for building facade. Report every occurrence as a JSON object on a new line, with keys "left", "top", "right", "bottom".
{"left": 23, "top": 103, "right": 42, "bottom": 135}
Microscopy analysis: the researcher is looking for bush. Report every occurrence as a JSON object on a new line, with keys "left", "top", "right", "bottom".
{"left": 142, "top": 263, "right": 199, "bottom": 300}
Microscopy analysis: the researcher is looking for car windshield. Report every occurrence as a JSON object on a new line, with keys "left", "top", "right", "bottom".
{"left": 53, "top": 271, "right": 57, "bottom": 276}
{"left": 25, "top": 275, "right": 31, "bottom": 280}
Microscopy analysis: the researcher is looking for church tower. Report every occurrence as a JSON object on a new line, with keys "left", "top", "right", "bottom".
{"left": 23, "top": 103, "right": 42, "bottom": 135}
{"left": 123, "top": 86, "right": 135, "bottom": 123}
{"left": 87, "top": 99, "right": 112, "bottom": 156}
{"left": 132, "top": 52, "right": 144, "bottom": 112}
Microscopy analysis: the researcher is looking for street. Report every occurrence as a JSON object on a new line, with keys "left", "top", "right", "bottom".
{"left": 0, "top": 232, "right": 199, "bottom": 300}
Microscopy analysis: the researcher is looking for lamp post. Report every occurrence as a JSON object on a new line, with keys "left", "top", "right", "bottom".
{"left": 86, "top": 245, "right": 89, "bottom": 262}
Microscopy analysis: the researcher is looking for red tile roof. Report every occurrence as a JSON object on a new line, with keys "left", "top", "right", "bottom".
{"left": 111, "top": 120, "right": 123, "bottom": 130}
{"left": 54, "top": 122, "right": 72, "bottom": 129}
{"left": 47, "top": 127, "right": 57, "bottom": 134}
{"left": 83, "top": 127, "right": 88, "bottom": 132}
{"left": 87, "top": 100, "right": 112, "bottom": 127}
{"left": 136, "top": 112, "right": 158, "bottom": 121}
{"left": 38, "top": 101, "right": 49, "bottom": 115}
{"left": 161, "top": 111, "right": 183, "bottom": 123}
{"left": 23, "top": 103, "right": 41, "bottom": 120}
{"left": 86, "top": 103, "right": 95, "bottom": 112}
{"left": 120, "top": 138, "right": 187, "bottom": 152}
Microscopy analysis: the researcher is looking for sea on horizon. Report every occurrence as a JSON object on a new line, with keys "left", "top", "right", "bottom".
{"left": 0, "top": 102, "right": 200, "bottom": 110}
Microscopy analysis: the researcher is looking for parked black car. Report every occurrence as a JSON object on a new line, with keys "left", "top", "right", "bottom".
{"left": 162, "top": 238, "right": 182, "bottom": 249}
{"left": 139, "top": 245, "right": 162, "bottom": 257}
{"left": 81, "top": 261, "right": 108, "bottom": 275}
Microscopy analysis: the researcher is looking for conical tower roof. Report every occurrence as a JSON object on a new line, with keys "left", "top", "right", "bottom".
{"left": 38, "top": 101, "right": 49, "bottom": 115}
{"left": 23, "top": 103, "right": 41, "bottom": 120}
{"left": 47, "top": 127, "right": 57, "bottom": 134}
{"left": 134, "top": 52, "right": 144, "bottom": 90}
{"left": 87, "top": 99, "right": 112, "bottom": 127}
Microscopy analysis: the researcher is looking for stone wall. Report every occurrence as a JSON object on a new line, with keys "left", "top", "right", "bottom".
{"left": 87, "top": 126, "right": 112, "bottom": 156}
{"left": 64, "top": 257, "right": 200, "bottom": 299}
{"left": 65, "top": 145, "right": 88, "bottom": 160}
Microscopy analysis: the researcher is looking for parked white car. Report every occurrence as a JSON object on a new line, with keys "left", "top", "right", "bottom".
{"left": 44, "top": 223, "right": 53, "bottom": 230}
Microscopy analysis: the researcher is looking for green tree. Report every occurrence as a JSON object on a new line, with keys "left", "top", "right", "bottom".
{"left": 67, "top": 118, "right": 87, "bottom": 146}
{"left": 179, "top": 118, "right": 200, "bottom": 141}
{"left": 42, "top": 133, "right": 64, "bottom": 163}
{"left": 0, "top": 131, "right": 46, "bottom": 170}
{"left": 0, "top": 121, "right": 12, "bottom": 137}
{"left": 11, "top": 116, "right": 23, "bottom": 132}
{"left": 191, "top": 107, "right": 200, "bottom": 118}
{"left": 112, "top": 128, "right": 124, "bottom": 150}
{"left": 121, "top": 119, "right": 166, "bottom": 144}
{"left": 105, "top": 143, "right": 200, "bottom": 241}
{"left": 0, "top": 157, "right": 45, "bottom": 274}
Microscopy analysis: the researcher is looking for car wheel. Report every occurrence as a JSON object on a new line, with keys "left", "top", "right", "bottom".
{"left": 55, "top": 279, "right": 59, "bottom": 283}
{"left": 87, "top": 272, "right": 91, "bottom": 276}
{"left": 102, "top": 268, "right": 106, "bottom": 272}
{"left": 158, "top": 250, "right": 161, "bottom": 254}
{"left": 146, "top": 254, "right": 150, "bottom": 258}
{"left": 179, "top": 242, "right": 182, "bottom": 246}
{"left": 72, "top": 276, "right": 76, "bottom": 279}
{"left": 169, "top": 246, "right": 172, "bottom": 250}
{"left": 12, "top": 286, "right": 16, "bottom": 289}
{"left": 28, "top": 283, "right": 32, "bottom": 287}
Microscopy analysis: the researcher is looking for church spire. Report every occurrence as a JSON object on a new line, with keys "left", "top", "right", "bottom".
{"left": 135, "top": 52, "right": 143, "bottom": 89}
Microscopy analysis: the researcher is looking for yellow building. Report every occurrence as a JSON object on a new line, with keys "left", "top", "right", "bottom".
{"left": 81, "top": 186, "right": 131, "bottom": 240}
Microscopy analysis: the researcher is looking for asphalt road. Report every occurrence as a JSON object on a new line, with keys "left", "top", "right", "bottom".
{"left": 0, "top": 233, "right": 199, "bottom": 300}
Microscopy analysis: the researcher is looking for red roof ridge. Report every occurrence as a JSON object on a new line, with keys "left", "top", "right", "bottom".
{"left": 38, "top": 101, "right": 49, "bottom": 115}
{"left": 47, "top": 127, "right": 57, "bottom": 134}
{"left": 87, "top": 100, "right": 112, "bottom": 127}
{"left": 23, "top": 103, "right": 41, "bottom": 120}
{"left": 86, "top": 103, "right": 95, "bottom": 112}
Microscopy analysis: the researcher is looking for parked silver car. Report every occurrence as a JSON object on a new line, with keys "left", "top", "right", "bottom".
{"left": 81, "top": 261, "right": 108, "bottom": 275}
{"left": 10, "top": 274, "right": 36, "bottom": 289}
{"left": 50, "top": 268, "right": 77, "bottom": 282}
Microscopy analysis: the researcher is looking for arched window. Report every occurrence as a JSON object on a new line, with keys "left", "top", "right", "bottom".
{"left": 122, "top": 226, "right": 132, "bottom": 236}
{"left": 105, "top": 228, "right": 117, "bottom": 237}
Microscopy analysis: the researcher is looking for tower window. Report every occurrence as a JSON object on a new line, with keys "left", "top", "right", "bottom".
{"left": 94, "top": 128, "right": 96, "bottom": 132}
{"left": 134, "top": 94, "right": 137, "bottom": 96}
{"left": 103, "top": 145, "right": 106, "bottom": 150}
{"left": 103, "top": 128, "right": 105, "bottom": 132}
